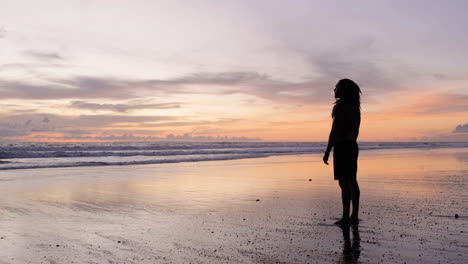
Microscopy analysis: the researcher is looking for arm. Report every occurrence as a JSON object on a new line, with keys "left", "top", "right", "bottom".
{"left": 326, "top": 120, "right": 336, "bottom": 154}
{"left": 323, "top": 117, "right": 336, "bottom": 165}
{"left": 323, "top": 106, "right": 345, "bottom": 165}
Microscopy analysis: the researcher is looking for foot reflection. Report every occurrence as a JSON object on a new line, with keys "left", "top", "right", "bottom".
{"left": 339, "top": 224, "right": 361, "bottom": 264}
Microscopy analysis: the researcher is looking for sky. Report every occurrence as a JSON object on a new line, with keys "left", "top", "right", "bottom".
{"left": 0, "top": 0, "right": 467, "bottom": 142}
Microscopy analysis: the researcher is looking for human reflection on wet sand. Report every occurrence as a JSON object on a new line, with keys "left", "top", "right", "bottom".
{"left": 339, "top": 225, "right": 361, "bottom": 264}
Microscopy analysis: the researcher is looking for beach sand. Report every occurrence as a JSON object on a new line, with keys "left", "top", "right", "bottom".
{"left": 0, "top": 148, "right": 467, "bottom": 263}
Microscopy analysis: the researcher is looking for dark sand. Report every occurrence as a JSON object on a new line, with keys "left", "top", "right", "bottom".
{"left": 0, "top": 148, "right": 467, "bottom": 263}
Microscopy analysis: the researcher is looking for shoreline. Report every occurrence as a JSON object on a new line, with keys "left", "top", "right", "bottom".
{"left": 0, "top": 148, "right": 466, "bottom": 263}
{"left": 1, "top": 144, "right": 468, "bottom": 171}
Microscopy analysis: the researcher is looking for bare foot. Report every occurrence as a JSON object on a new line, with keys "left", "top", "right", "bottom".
{"left": 349, "top": 216, "right": 359, "bottom": 225}
{"left": 334, "top": 218, "right": 350, "bottom": 226}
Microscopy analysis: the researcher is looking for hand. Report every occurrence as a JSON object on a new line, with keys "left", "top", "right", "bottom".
{"left": 323, "top": 151, "right": 330, "bottom": 165}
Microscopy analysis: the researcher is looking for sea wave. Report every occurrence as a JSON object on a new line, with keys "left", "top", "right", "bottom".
{"left": 0, "top": 141, "right": 466, "bottom": 170}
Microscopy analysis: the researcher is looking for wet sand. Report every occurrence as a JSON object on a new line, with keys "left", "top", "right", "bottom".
{"left": 0, "top": 148, "right": 467, "bottom": 263}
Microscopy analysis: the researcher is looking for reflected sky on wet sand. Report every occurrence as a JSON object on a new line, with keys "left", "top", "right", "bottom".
{"left": 0, "top": 148, "right": 467, "bottom": 263}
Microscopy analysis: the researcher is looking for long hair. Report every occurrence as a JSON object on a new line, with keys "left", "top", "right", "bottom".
{"left": 332, "top": 79, "right": 361, "bottom": 118}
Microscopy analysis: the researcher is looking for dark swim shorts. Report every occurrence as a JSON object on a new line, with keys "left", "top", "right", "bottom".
{"left": 333, "top": 140, "right": 359, "bottom": 180}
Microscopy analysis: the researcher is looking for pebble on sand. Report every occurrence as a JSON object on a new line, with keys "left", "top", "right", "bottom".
{"left": 454, "top": 214, "right": 459, "bottom": 219}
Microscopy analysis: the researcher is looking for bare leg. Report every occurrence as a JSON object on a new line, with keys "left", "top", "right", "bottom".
{"left": 335, "top": 179, "right": 350, "bottom": 226}
{"left": 349, "top": 178, "right": 360, "bottom": 225}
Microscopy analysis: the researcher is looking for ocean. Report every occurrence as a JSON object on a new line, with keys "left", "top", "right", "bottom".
{"left": 0, "top": 141, "right": 467, "bottom": 170}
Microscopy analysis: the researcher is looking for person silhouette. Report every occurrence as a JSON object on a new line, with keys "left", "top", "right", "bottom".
{"left": 323, "top": 79, "right": 361, "bottom": 226}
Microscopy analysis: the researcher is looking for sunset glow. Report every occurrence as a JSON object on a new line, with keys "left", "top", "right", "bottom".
{"left": 1, "top": 0, "right": 467, "bottom": 142}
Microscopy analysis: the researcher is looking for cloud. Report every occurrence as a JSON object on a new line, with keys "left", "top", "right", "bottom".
{"left": 2, "top": 36, "right": 398, "bottom": 104}
{"left": 0, "top": 77, "right": 135, "bottom": 99}
{"left": 0, "top": 73, "right": 309, "bottom": 102}
{"left": 23, "top": 50, "right": 64, "bottom": 61}
{"left": 0, "top": 26, "right": 5, "bottom": 38}
{"left": 146, "top": 72, "right": 269, "bottom": 86}
{"left": 31, "top": 132, "right": 260, "bottom": 142}
{"left": 50, "top": 114, "right": 177, "bottom": 127}
{"left": 1, "top": 33, "right": 442, "bottom": 106}
{"left": 144, "top": 72, "right": 327, "bottom": 103}
{"left": 0, "top": 48, "right": 436, "bottom": 104}
{"left": 163, "top": 133, "right": 260, "bottom": 142}
{"left": 0, "top": 111, "right": 258, "bottom": 141}
{"left": 369, "top": 90, "right": 468, "bottom": 118}
{"left": 427, "top": 132, "right": 468, "bottom": 142}
{"left": 0, "top": 63, "right": 66, "bottom": 73}
{"left": 61, "top": 129, "right": 90, "bottom": 135}
{"left": 3, "top": 37, "right": 398, "bottom": 104}
{"left": 453, "top": 123, "right": 468, "bottom": 133}
{"left": 110, "top": 118, "right": 243, "bottom": 129}
{"left": 404, "top": 93, "right": 468, "bottom": 115}
{"left": 69, "top": 101, "right": 180, "bottom": 112}
{"left": 31, "top": 133, "right": 166, "bottom": 141}
{"left": 0, "top": 113, "right": 179, "bottom": 138}
{"left": 309, "top": 52, "right": 395, "bottom": 95}
{"left": 0, "top": 127, "right": 28, "bottom": 138}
